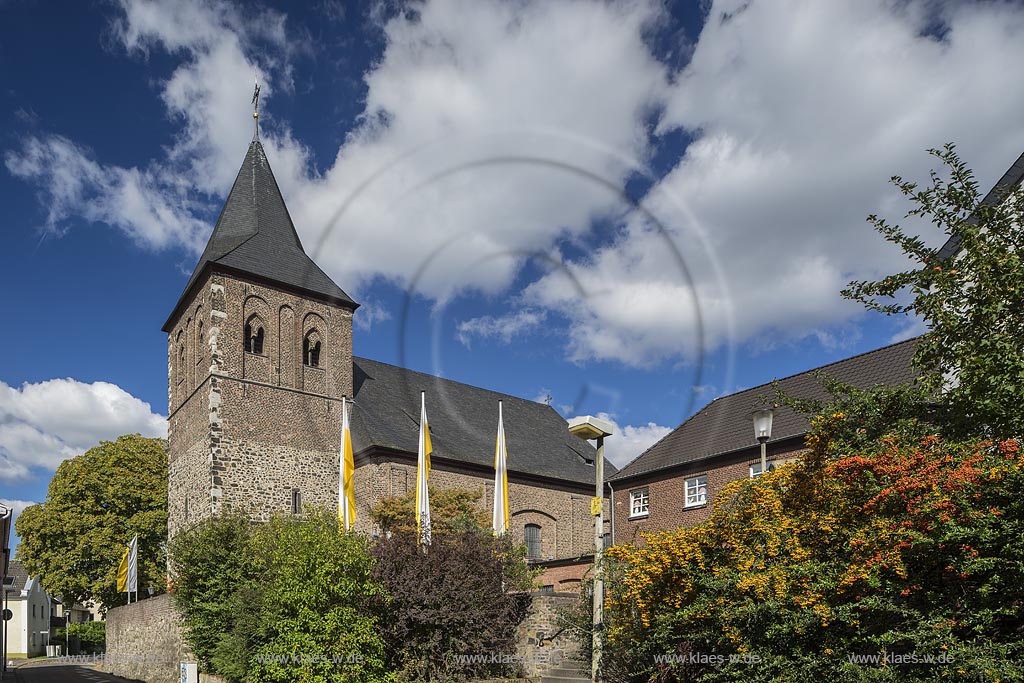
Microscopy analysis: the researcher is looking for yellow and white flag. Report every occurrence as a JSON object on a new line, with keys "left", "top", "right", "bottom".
{"left": 116, "top": 535, "right": 138, "bottom": 597}
{"left": 492, "top": 400, "right": 509, "bottom": 535}
{"left": 415, "top": 391, "right": 432, "bottom": 546}
{"left": 339, "top": 397, "right": 356, "bottom": 531}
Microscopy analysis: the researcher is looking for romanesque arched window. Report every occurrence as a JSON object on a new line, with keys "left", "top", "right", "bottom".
{"left": 291, "top": 488, "right": 302, "bottom": 514}
{"left": 524, "top": 523, "right": 542, "bottom": 559}
{"left": 244, "top": 315, "right": 265, "bottom": 355}
{"left": 303, "top": 329, "right": 322, "bottom": 368}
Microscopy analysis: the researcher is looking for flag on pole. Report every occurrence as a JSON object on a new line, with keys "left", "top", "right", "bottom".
{"left": 415, "top": 391, "right": 432, "bottom": 546}
{"left": 492, "top": 400, "right": 509, "bottom": 535}
{"left": 339, "top": 397, "right": 356, "bottom": 531}
{"left": 116, "top": 535, "right": 138, "bottom": 598}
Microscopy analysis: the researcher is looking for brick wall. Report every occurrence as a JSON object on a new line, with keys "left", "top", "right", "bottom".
{"left": 102, "top": 594, "right": 191, "bottom": 683}
{"left": 613, "top": 438, "right": 806, "bottom": 541}
{"left": 534, "top": 557, "right": 593, "bottom": 592}
{"left": 354, "top": 460, "right": 608, "bottom": 561}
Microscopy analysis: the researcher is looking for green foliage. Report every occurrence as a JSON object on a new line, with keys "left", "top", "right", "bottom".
{"left": 370, "top": 486, "right": 489, "bottom": 535}
{"left": 371, "top": 528, "right": 535, "bottom": 681}
{"left": 54, "top": 621, "right": 107, "bottom": 655}
{"left": 72, "top": 621, "right": 106, "bottom": 654}
{"left": 170, "top": 510, "right": 391, "bottom": 683}
{"left": 248, "top": 513, "right": 391, "bottom": 683}
{"left": 15, "top": 434, "right": 168, "bottom": 609}
{"left": 843, "top": 143, "right": 1024, "bottom": 440}
{"left": 604, "top": 433, "right": 1024, "bottom": 682}
{"left": 168, "top": 511, "right": 260, "bottom": 675}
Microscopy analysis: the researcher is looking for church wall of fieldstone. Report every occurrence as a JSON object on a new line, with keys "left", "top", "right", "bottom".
{"left": 351, "top": 461, "right": 608, "bottom": 560}
{"left": 165, "top": 268, "right": 606, "bottom": 563}
{"left": 166, "top": 269, "right": 355, "bottom": 535}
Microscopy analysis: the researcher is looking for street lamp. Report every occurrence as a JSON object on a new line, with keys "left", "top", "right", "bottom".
{"left": 751, "top": 408, "right": 775, "bottom": 475}
{"left": 567, "top": 415, "right": 614, "bottom": 683}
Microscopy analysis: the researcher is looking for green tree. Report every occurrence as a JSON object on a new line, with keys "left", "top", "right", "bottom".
{"left": 843, "top": 143, "right": 1024, "bottom": 439}
{"left": 170, "top": 510, "right": 391, "bottom": 683}
{"left": 168, "top": 512, "right": 259, "bottom": 677}
{"left": 15, "top": 434, "right": 168, "bottom": 609}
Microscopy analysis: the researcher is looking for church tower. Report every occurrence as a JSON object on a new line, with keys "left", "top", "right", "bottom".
{"left": 163, "top": 139, "right": 358, "bottom": 538}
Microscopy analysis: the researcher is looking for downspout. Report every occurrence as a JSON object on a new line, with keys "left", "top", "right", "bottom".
{"left": 606, "top": 480, "right": 615, "bottom": 547}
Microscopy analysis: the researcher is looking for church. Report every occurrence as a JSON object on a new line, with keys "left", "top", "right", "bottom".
{"left": 162, "top": 137, "right": 613, "bottom": 590}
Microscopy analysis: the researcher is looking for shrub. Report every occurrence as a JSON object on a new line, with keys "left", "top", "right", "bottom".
{"left": 372, "top": 529, "right": 533, "bottom": 681}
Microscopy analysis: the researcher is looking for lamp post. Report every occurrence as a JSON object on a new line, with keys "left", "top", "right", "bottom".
{"left": 567, "top": 415, "right": 614, "bottom": 683}
{"left": 751, "top": 408, "right": 775, "bottom": 475}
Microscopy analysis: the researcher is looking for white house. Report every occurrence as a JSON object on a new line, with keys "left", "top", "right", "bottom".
{"left": 4, "top": 560, "right": 52, "bottom": 658}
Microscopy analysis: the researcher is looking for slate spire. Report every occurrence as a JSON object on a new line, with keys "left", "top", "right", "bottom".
{"left": 163, "top": 140, "right": 357, "bottom": 331}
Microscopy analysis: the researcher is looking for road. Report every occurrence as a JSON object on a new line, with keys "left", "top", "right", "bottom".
{"left": 12, "top": 661, "right": 140, "bottom": 683}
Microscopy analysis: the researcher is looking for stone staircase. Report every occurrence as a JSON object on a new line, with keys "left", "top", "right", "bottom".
{"left": 540, "top": 660, "right": 590, "bottom": 683}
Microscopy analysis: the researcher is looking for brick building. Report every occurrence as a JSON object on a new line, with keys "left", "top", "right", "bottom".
{"left": 608, "top": 339, "right": 919, "bottom": 543}
{"left": 163, "top": 139, "right": 611, "bottom": 588}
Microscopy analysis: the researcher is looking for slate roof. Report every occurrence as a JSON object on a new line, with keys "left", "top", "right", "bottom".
{"left": 163, "top": 141, "right": 357, "bottom": 331}
{"left": 350, "top": 356, "right": 615, "bottom": 486}
{"left": 610, "top": 338, "right": 920, "bottom": 482}
{"left": 935, "top": 150, "right": 1024, "bottom": 263}
{"left": 5, "top": 559, "right": 29, "bottom": 595}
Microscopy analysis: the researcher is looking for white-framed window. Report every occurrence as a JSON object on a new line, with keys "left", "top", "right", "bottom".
{"left": 629, "top": 488, "right": 650, "bottom": 518}
{"left": 750, "top": 462, "right": 764, "bottom": 478}
{"left": 684, "top": 475, "right": 707, "bottom": 508}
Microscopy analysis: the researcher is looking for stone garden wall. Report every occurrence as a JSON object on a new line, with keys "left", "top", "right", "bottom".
{"left": 102, "top": 593, "right": 191, "bottom": 683}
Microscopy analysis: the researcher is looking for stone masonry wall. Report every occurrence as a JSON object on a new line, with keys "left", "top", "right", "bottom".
{"left": 103, "top": 594, "right": 191, "bottom": 683}
{"left": 104, "top": 592, "right": 576, "bottom": 683}
{"left": 613, "top": 439, "right": 806, "bottom": 542}
{"left": 516, "top": 594, "right": 583, "bottom": 677}
{"left": 166, "top": 270, "right": 355, "bottom": 534}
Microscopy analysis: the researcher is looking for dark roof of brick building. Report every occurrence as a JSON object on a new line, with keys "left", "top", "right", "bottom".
{"left": 610, "top": 338, "right": 920, "bottom": 482}
{"left": 935, "top": 150, "right": 1024, "bottom": 262}
{"left": 163, "top": 141, "right": 357, "bottom": 331}
{"left": 350, "top": 356, "right": 615, "bottom": 486}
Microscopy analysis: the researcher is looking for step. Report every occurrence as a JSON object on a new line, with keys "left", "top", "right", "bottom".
{"left": 546, "top": 666, "right": 589, "bottom": 677}
{"left": 540, "top": 676, "right": 590, "bottom": 683}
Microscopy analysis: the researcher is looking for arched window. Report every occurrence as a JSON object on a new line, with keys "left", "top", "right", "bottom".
{"left": 303, "top": 330, "right": 322, "bottom": 368}
{"left": 524, "top": 524, "right": 542, "bottom": 559}
{"left": 178, "top": 344, "right": 186, "bottom": 383}
{"left": 244, "top": 316, "right": 265, "bottom": 355}
{"left": 291, "top": 488, "right": 302, "bottom": 514}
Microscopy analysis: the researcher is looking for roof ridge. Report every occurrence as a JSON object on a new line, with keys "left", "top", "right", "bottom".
{"left": 714, "top": 335, "right": 921, "bottom": 401}
{"left": 353, "top": 355, "right": 546, "bottom": 408}
{"left": 610, "top": 336, "right": 922, "bottom": 479}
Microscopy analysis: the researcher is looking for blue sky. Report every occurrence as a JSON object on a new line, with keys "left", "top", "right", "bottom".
{"left": 4, "top": 0, "right": 1024, "bottom": 546}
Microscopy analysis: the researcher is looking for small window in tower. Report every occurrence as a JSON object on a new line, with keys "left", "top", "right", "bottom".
{"left": 303, "top": 331, "right": 322, "bottom": 368}
{"left": 291, "top": 488, "right": 302, "bottom": 514}
{"left": 244, "top": 317, "right": 265, "bottom": 355}
{"left": 178, "top": 345, "right": 185, "bottom": 383}
{"left": 524, "top": 523, "right": 542, "bottom": 559}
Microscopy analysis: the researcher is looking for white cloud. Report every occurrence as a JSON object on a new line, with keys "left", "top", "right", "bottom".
{"left": 9, "top": 0, "right": 1024, "bottom": 369}
{"left": 590, "top": 412, "right": 671, "bottom": 468}
{"left": 457, "top": 310, "right": 547, "bottom": 348}
{"left": 0, "top": 379, "right": 167, "bottom": 482}
{"left": 531, "top": 0, "right": 1024, "bottom": 364}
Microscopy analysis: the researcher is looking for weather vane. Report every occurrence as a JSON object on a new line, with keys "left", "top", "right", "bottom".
{"left": 251, "top": 77, "right": 261, "bottom": 140}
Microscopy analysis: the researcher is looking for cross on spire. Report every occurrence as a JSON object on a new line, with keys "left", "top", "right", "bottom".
{"left": 251, "top": 78, "right": 261, "bottom": 140}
